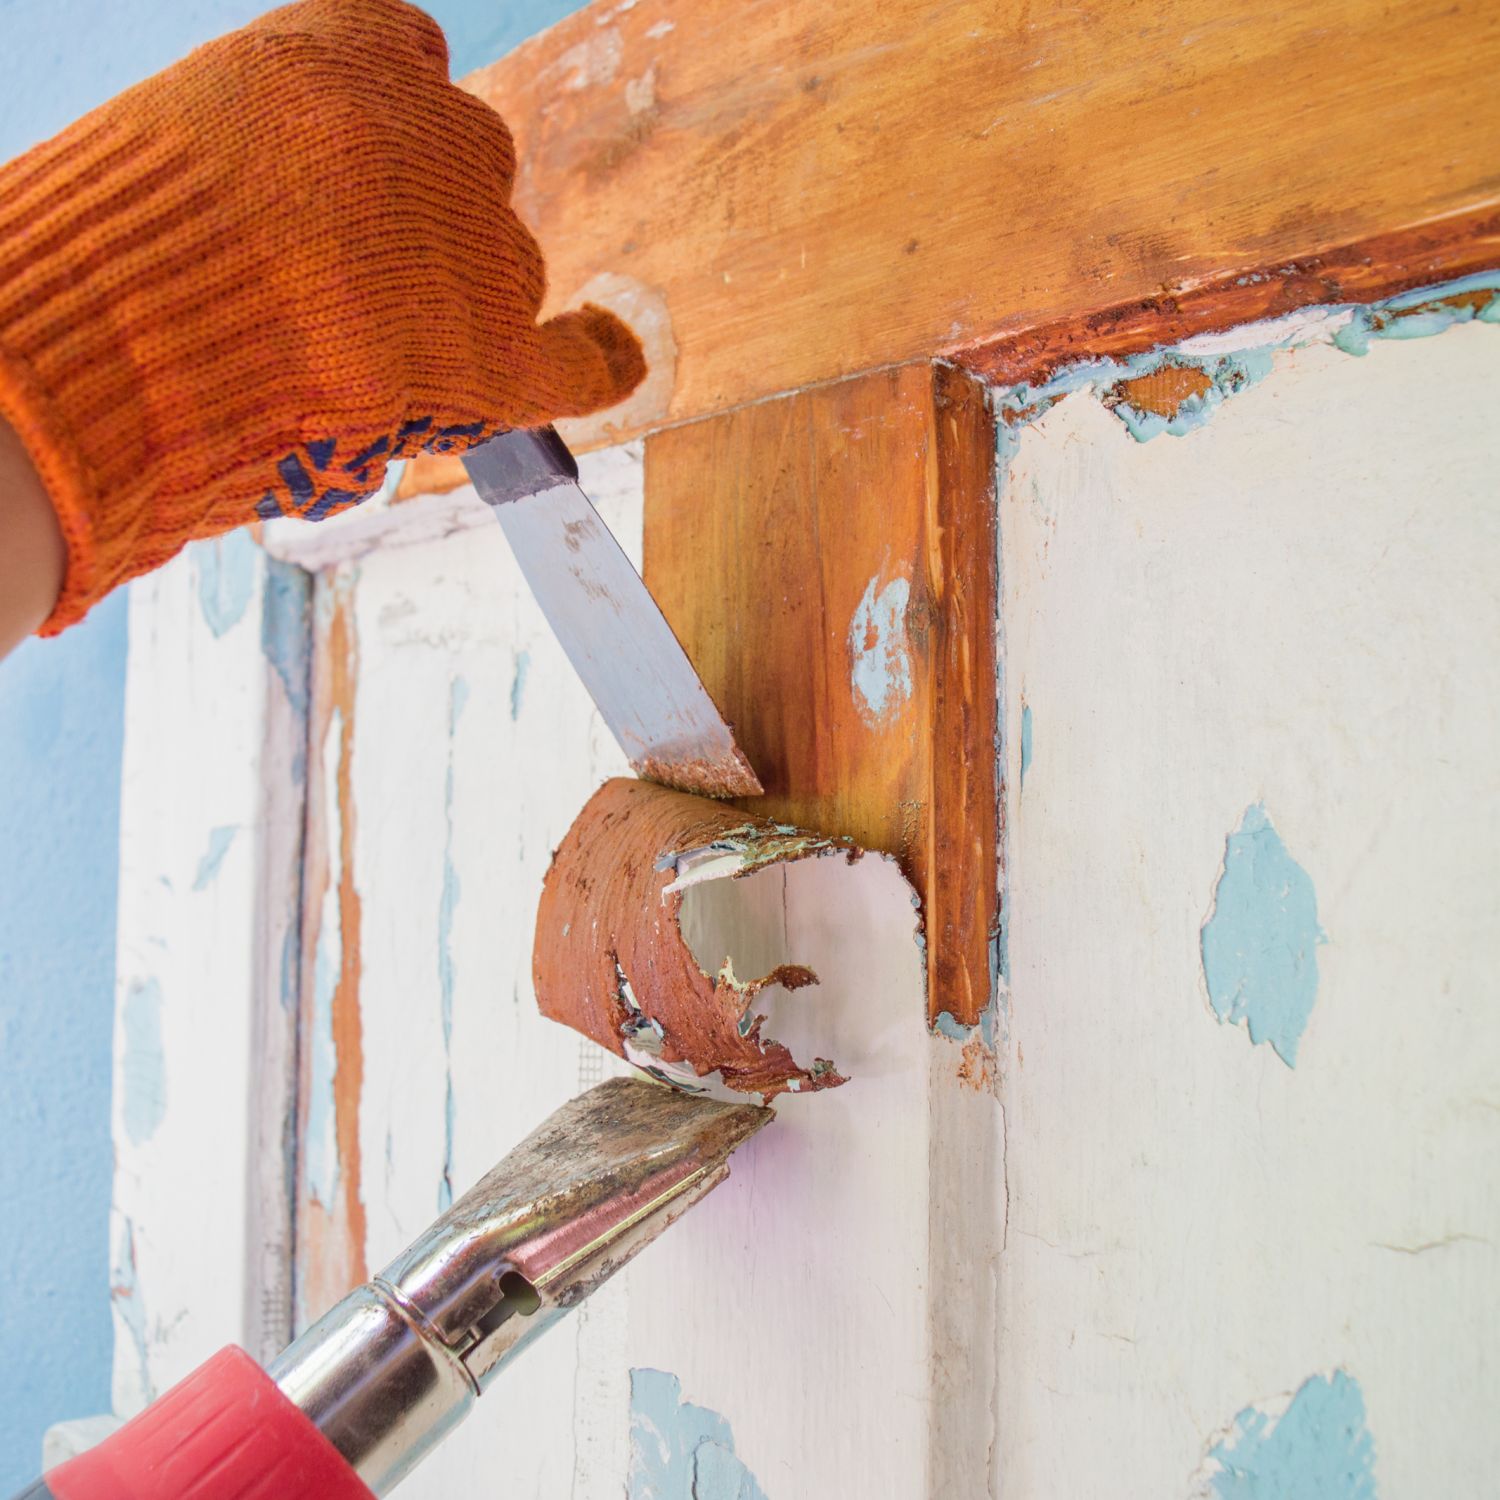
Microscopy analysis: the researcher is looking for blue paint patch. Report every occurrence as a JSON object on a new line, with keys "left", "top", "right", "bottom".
{"left": 994, "top": 348, "right": 1275, "bottom": 442}
{"left": 191, "top": 825, "right": 238, "bottom": 891}
{"left": 1333, "top": 270, "right": 1500, "bottom": 356}
{"left": 262, "top": 561, "right": 312, "bottom": 783}
{"left": 1201, "top": 804, "right": 1326, "bottom": 1067}
{"left": 1113, "top": 350, "right": 1275, "bottom": 441}
{"left": 194, "top": 528, "right": 258, "bottom": 638}
{"left": 628, "top": 1368, "right": 769, "bottom": 1500}
{"left": 509, "top": 649, "right": 531, "bottom": 721}
{"left": 121, "top": 978, "right": 166, "bottom": 1147}
{"left": 437, "top": 676, "right": 469, "bottom": 1212}
{"left": 992, "top": 269, "right": 1500, "bottom": 441}
{"left": 932, "top": 1009, "right": 971, "bottom": 1043}
{"left": 1205, "top": 1371, "right": 1376, "bottom": 1499}
{"left": 930, "top": 998, "right": 1000, "bottom": 1050}
{"left": 1019, "top": 702, "right": 1033, "bottom": 788}
{"left": 848, "top": 576, "right": 913, "bottom": 725}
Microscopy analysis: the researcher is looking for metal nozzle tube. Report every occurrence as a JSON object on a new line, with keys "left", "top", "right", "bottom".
{"left": 269, "top": 1078, "right": 770, "bottom": 1494}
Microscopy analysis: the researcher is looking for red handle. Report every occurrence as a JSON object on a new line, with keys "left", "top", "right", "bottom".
{"left": 45, "top": 1347, "right": 374, "bottom": 1500}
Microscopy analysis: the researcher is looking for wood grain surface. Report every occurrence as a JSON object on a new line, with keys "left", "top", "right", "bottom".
{"left": 644, "top": 363, "right": 999, "bottom": 1028}
{"left": 465, "top": 0, "right": 1500, "bottom": 441}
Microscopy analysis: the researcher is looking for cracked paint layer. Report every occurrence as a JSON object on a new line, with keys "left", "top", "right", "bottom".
{"left": 629, "top": 1368, "right": 769, "bottom": 1500}
{"left": 1195, "top": 1371, "right": 1376, "bottom": 1499}
{"left": 1201, "top": 804, "right": 1326, "bottom": 1067}
{"left": 534, "top": 778, "right": 862, "bottom": 1098}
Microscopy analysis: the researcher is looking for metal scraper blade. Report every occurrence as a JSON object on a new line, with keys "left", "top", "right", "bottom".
{"left": 462, "top": 428, "right": 762, "bottom": 799}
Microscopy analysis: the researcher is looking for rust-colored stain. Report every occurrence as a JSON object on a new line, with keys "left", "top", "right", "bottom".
{"left": 297, "top": 576, "right": 368, "bottom": 1324}
{"left": 956, "top": 1035, "right": 995, "bottom": 1094}
{"left": 535, "top": 778, "right": 859, "bottom": 1098}
{"left": 1105, "top": 362, "right": 1214, "bottom": 420}
{"left": 953, "top": 208, "right": 1500, "bottom": 391}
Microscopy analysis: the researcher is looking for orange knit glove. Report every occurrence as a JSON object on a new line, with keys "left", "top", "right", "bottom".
{"left": 0, "top": 0, "right": 645, "bottom": 634}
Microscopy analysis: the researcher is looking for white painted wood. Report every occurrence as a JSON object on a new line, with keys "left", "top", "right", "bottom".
{"left": 995, "top": 323, "right": 1500, "bottom": 1497}
{"left": 260, "top": 478, "right": 493, "bottom": 572}
{"left": 111, "top": 535, "right": 307, "bottom": 1409}
{"left": 312, "top": 441, "right": 1001, "bottom": 1497}
{"left": 111, "top": 311, "right": 1499, "bottom": 1498}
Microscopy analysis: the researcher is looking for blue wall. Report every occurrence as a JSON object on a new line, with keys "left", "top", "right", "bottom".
{"left": 0, "top": 1, "right": 581, "bottom": 1485}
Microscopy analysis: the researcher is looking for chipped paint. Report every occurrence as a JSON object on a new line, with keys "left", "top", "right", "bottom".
{"left": 437, "top": 675, "right": 469, "bottom": 1212}
{"left": 1195, "top": 1371, "right": 1377, "bottom": 1499}
{"left": 298, "top": 574, "right": 368, "bottom": 1320}
{"left": 509, "top": 648, "right": 531, "bottom": 721}
{"left": 993, "top": 269, "right": 1500, "bottom": 443}
{"left": 1332, "top": 271, "right": 1500, "bottom": 356}
{"left": 120, "top": 978, "right": 166, "bottom": 1148}
{"left": 848, "top": 575, "right": 914, "bottom": 726}
{"left": 933, "top": 996, "right": 1000, "bottom": 1050}
{"left": 306, "top": 706, "right": 344, "bottom": 1211}
{"left": 1201, "top": 804, "right": 1326, "bottom": 1067}
{"left": 628, "top": 1368, "right": 769, "bottom": 1500}
{"left": 1019, "top": 701, "right": 1033, "bottom": 789}
{"left": 109, "top": 1216, "right": 153, "bottom": 1405}
{"left": 193, "top": 528, "right": 257, "bottom": 638}
{"left": 191, "top": 825, "right": 238, "bottom": 891}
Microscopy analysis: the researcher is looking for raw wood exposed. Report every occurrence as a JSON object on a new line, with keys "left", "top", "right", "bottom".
{"left": 644, "top": 363, "right": 999, "bottom": 1028}
{"left": 465, "top": 0, "right": 1500, "bottom": 441}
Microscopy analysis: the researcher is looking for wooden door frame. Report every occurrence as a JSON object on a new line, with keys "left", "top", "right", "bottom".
{"left": 108, "top": 0, "right": 1497, "bottom": 1468}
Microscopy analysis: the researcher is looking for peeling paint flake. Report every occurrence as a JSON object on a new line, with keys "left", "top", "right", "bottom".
{"left": 1195, "top": 1371, "right": 1377, "bottom": 1499}
{"left": 629, "top": 1368, "right": 769, "bottom": 1500}
{"left": 1333, "top": 272, "right": 1500, "bottom": 356}
{"left": 534, "top": 779, "right": 867, "bottom": 1098}
{"left": 1201, "top": 804, "right": 1326, "bottom": 1067}
{"left": 993, "top": 269, "right": 1500, "bottom": 444}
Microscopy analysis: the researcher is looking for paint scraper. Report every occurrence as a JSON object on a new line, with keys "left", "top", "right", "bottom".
{"left": 462, "top": 427, "right": 762, "bottom": 798}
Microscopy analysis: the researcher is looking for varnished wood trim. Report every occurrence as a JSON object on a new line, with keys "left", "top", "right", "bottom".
{"left": 465, "top": 0, "right": 1500, "bottom": 442}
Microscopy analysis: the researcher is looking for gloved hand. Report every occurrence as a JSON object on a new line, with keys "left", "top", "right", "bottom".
{"left": 0, "top": 0, "right": 644, "bottom": 634}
